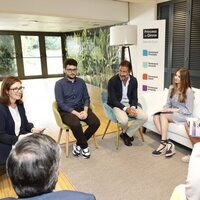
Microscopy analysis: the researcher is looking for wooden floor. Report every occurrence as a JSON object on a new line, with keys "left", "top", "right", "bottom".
{"left": 0, "top": 171, "right": 75, "bottom": 199}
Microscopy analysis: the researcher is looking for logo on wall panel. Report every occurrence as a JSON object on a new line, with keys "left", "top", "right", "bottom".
{"left": 143, "top": 62, "right": 158, "bottom": 68}
{"left": 142, "top": 85, "right": 158, "bottom": 92}
{"left": 143, "top": 49, "right": 158, "bottom": 56}
{"left": 142, "top": 74, "right": 158, "bottom": 80}
{"left": 143, "top": 29, "right": 159, "bottom": 39}
{"left": 143, "top": 50, "right": 148, "bottom": 56}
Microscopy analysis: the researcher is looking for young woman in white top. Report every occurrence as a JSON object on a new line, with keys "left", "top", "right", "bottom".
{"left": 152, "top": 67, "right": 194, "bottom": 157}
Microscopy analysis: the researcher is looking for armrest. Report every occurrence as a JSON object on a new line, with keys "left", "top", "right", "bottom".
{"left": 102, "top": 103, "right": 117, "bottom": 122}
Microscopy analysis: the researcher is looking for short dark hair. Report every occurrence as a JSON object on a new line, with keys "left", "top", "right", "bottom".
{"left": 120, "top": 60, "right": 132, "bottom": 72}
{"left": 64, "top": 58, "right": 78, "bottom": 69}
{"left": 6, "top": 134, "right": 61, "bottom": 198}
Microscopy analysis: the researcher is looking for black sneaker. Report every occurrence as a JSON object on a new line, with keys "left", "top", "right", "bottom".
{"left": 72, "top": 144, "right": 81, "bottom": 156}
{"left": 81, "top": 147, "right": 91, "bottom": 159}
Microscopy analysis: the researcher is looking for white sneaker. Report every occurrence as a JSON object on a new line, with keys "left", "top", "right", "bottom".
{"left": 165, "top": 142, "right": 176, "bottom": 157}
{"left": 182, "top": 155, "right": 190, "bottom": 163}
{"left": 81, "top": 147, "right": 90, "bottom": 159}
{"left": 72, "top": 144, "right": 81, "bottom": 156}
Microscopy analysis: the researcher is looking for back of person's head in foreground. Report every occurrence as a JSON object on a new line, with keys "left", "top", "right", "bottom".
{"left": 6, "top": 133, "right": 61, "bottom": 198}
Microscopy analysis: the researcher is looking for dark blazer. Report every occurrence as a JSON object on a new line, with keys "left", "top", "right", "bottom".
{"left": 107, "top": 74, "right": 138, "bottom": 110}
{"left": 1, "top": 190, "right": 96, "bottom": 200}
{"left": 0, "top": 102, "right": 33, "bottom": 165}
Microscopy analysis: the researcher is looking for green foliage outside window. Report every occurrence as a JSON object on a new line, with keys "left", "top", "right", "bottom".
{"left": 0, "top": 35, "right": 17, "bottom": 77}
{"left": 66, "top": 27, "right": 120, "bottom": 89}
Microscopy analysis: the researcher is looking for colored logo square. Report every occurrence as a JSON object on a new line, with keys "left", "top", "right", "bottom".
{"left": 143, "top": 62, "right": 148, "bottom": 68}
{"left": 142, "top": 85, "right": 148, "bottom": 91}
{"left": 143, "top": 50, "right": 148, "bottom": 56}
{"left": 143, "top": 73, "right": 148, "bottom": 80}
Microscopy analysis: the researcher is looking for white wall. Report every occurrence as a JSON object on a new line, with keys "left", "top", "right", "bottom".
{"left": 128, "top": 0, "right": 169, "bottom": 97}
{"left": 22, "top": 78, "right": 59, "bottom": 133}
{"left": 0, "top": 78, "right": 60, "bottom": 134}
{"left": 128, "top": 0, "right": 170, "bottom": 74}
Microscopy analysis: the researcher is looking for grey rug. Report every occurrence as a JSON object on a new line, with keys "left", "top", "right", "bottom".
{"left": 60, "top": 131, "right": 191, "bottom": 200}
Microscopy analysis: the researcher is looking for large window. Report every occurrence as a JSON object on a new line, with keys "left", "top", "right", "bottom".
{"left": 21, "top": 35, "right": 42, "bottom": 76}
{"left": 0, "top": 35, "right": 17, "bottom": 77}
{"left": 0, "top": 31, "right": 65, "bottom": 80}
{"left": 45, "top": 36, "right": 63, "bottom": 75}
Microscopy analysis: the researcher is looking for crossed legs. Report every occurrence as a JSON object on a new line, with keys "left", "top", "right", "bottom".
{"left": 60, "top": 109, "right": 100, "bottom": 149}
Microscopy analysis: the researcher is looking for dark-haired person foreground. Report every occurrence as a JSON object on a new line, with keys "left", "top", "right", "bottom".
{"left": 0, "top": 76, "right": 44, "bottom": 176}
{"left": 2, "top": 133, "right": 96, "bottom": 200}
{"left": 55, "top": 58, "right": 100, "bottom": 158}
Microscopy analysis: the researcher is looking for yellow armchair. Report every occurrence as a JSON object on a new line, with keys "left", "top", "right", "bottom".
{"left": 52, "top": 101, "right": 98, "bottom": 157}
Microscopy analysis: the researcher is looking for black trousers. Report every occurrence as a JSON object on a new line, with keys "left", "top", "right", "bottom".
{"left": 60, "top": 108, "right": 100, "bottom": 149}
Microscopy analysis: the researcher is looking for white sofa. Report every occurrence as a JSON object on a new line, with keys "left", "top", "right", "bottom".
{"left": 139, "top": 87, "right": 200, "bottom": 149}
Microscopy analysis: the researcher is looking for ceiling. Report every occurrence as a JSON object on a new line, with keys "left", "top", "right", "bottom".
{"left": 0, "top": 0, "right": 152, "bottom": 33}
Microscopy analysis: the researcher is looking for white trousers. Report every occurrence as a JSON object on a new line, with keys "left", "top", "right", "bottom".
{"left": 113, "top": 107, "right": 147, "bottom": 137}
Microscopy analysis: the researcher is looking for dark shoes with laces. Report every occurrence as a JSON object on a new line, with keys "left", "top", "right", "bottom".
{"left": 152, "top": 140, "right": 176, "bottom": 157}
{"left": 120, "top": 132, "right": 134, "bottom": 146}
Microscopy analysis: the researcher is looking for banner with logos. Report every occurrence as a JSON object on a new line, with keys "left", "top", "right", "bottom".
{"left": 137, "top": 20, "right": 166, "bottom": 93}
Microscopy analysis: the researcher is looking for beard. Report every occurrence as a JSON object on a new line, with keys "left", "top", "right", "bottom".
{"left": 120, "top": 75, "right": 129, "bottom": 81}
{"left": 66, "top": 74, "right": 76, "bottom": 80}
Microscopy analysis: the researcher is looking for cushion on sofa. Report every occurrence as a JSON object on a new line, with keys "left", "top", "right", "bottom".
{"left": 139, "top": 88, "right": 168, "bottom": 116}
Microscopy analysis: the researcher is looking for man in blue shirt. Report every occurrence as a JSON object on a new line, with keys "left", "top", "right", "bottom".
{"left": 54, "top": 58, "right": 100, "bottom": 159}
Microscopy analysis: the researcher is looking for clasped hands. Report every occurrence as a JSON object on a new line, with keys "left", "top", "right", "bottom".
{"left": 126, "top": 107, "right": 137, "bottom": 117}
{"left": 77, "top": 110, "right": 88, "bottom": 120}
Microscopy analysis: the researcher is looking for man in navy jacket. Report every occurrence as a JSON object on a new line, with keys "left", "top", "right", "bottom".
{"left": 107, "top": 60, "right": 147, "bottom": 146}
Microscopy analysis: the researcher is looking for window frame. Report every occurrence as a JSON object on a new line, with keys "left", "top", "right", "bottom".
{"left": 0, "top": 31, "right": 66, "bottom": 80}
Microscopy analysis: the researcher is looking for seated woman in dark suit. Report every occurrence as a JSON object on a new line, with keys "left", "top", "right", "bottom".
{"left": 0, "top": 76, "right": 44, "bottom": 176}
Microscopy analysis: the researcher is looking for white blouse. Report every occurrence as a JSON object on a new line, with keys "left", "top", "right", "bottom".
{"left": 9, "top": 106, "right": 21, "bottom": 136}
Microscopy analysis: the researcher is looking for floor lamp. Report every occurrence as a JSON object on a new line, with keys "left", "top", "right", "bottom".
{"left": 110, "top": 25, "right": 137, "bottom": 73}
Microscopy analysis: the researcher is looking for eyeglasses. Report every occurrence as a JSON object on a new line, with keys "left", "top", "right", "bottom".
{"left": 66, "top": 68, "right": 77, "bottom": 72}
{"left": 9, "top": 86, "right": 25, "bottom": 92}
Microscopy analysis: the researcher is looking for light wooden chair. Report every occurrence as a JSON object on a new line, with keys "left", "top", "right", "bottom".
{"left": 52, "top": 101, "right": 98, "bottom": 157}
{"left": 101, "top": 90, "right": 144, "bottom": 149}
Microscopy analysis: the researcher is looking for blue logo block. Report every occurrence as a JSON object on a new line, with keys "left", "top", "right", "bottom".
{"left": 143, "top": 50, "right": 148, "bottom": 56}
